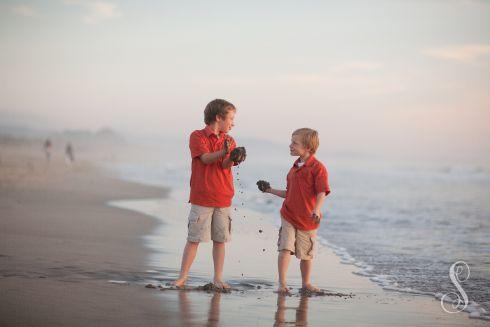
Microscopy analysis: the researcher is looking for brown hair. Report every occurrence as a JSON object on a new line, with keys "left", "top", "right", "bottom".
{"left": 292, "top": 128, "right": 320, "bottom": 154}
{"left": 204, "top": 99, "right": 236, "bottom": 125}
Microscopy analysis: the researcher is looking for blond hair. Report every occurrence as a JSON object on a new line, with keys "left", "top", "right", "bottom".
{"left": 292, "top": 128, "right": 319, "bottom": 154}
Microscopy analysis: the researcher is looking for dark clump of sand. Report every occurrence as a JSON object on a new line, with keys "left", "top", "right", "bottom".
{"left": 196, "top": 283, "right": 233, "bottom": 293}
{"left": 154, "top": 282, "right": 236, "bottom": 293}
{"left": 298, "top": 288, "right": 355, "bottom": 298}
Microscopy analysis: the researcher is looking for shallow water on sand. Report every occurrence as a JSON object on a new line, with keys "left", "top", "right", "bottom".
{"left": 111, "top": 147, "right": 490, "bottom": 319}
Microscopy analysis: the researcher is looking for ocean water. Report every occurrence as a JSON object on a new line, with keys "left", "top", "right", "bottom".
{"left": 111, "top": 139, "right": 490, "bottom": 319}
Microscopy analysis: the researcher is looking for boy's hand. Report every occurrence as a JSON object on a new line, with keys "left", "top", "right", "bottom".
{"left": 311, "top": 211, "right": 321, "bottom": 224}
{"left": 256, "top": 180, "right": 271, "bottom": 193}
{"left": 223, "top": 138, "right": 231, "bottom": 154}
{"left": 230, "top": 147, "right": 247, "bottom": 164}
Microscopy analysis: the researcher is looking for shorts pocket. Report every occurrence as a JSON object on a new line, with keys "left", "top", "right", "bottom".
{"left": 307, "top": 234, "right": 316, "bottom": 257}
{"left": 277, "top": 227, "right": 282, "bottom": 248}
{"left": 187, "top": 212, "right": 200, "bottom": 228}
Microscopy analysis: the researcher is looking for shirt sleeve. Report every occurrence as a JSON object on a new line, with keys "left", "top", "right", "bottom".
{"left": 189, "top": 131, "right": 210, "bottom": 159}
{"left": 314, "top": 164, "right": 330, "bottom": 195}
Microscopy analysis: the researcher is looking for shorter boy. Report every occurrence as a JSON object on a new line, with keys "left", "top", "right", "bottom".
{"left": 257, "top": 128, "right": 330, "bottom": 293}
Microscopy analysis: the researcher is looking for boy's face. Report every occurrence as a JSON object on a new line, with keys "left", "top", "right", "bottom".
{"left": 216, "top": 109, "right": 235, "bottom": 133}
{"left": 289, "top": 134, "right": 310, "bottom": 157}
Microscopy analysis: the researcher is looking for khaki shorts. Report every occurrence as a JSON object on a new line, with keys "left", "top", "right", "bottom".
{"left": 187, "top": 204, "right": 232, "bottom": 243}
{"left": 277, "top": 217, "right": 317, "bottom": 260}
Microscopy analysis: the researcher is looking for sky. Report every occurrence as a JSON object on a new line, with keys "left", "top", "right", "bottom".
{"left": 1, "top": 0, "right": 489, "bottom": 163}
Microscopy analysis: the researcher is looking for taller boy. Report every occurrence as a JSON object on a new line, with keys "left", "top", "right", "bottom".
{"left": 173, "top": 99, "right": 246, "bottom": 289}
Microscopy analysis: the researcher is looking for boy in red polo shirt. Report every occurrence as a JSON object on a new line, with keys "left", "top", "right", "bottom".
{"left": 172, "top": 99, "right": 246, "bottom": 290}
{"left": 257, "top": 128, "right": 330, "bottom": 294}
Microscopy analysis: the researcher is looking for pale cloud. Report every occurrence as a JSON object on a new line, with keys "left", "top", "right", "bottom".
{"left": 191, "top": 72, "right": 405, "bottom": 98}
{"left": 423, "top": 44, "right": 490, "bottom": 62}
{"left": 11, "top": 4, "right": 36, "bottom": 17}
{"left": 275, "top": 73, "right": 405, "bottom": 97}
{"left": 63, "top": 1, "right": 121, "bottom": 24}
{"left": 330, "top": 61, "right": 382, "bottom": 73}
{"left": 459, "top": 0, "right": 490, "bottom": 6}
{"left": 83, "top": 2, "right": 121, "bottom": 24}
{"left": 276, "top": 73, "right": 325, "bottom": 85}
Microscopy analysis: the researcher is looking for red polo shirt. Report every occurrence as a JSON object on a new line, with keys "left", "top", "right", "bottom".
{"left": 280, "top": 155, "right": 330, "bottom": 231}
{"left": 188, "top": 126, "right": 236, "bottom": 207}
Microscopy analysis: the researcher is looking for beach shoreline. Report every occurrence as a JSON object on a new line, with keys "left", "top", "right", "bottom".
{"left": 1, "top": 140, "right": 487, "bottom": 326}
{"left": 110, "top": 158, "right": 490, "bottom": 324}
{"left": 113, "top": 194, "right": 488, "bottom": 326}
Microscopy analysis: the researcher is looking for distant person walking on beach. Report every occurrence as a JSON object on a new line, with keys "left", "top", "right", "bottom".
{"left": 257, "top": 128, "right": 330, "bottom": 294}
{"left": 43, "top": 138, "right": 52, "bottom": 162}
{"left": 65, "top": 142, "right": 75, "bottom": 165}
{"left": 172, "top": 99, "right": 246, "bottom": 289}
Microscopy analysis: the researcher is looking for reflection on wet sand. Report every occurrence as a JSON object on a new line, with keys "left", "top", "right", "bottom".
{"left": 178, "top": 290, "right": 222, "bottom": 326}
{"left": 178, "top": 291, "right": 194, "bottom": 326}
{"left": 207, "top": 292, "right": 221, "bottom": 327}
{"left": 176, "top": 289, "right": 311, "bottom": 326}
{"left": 274, "top": 294, "right": 309, "bottom": 327}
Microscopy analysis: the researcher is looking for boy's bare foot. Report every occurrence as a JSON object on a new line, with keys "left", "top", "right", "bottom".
{"left": 301, "top": 284, "right": 320, "bottom": 292}
{"left": 212, "top": 279, "right": 230, "bottom": 290}
{"left": 275, "top": 285, "right": 291, "bottom": 294}
{"left": 169, "top": 277, "right": 187, "bottom": 288}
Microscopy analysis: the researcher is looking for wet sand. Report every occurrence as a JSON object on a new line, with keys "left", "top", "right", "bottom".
{"left": 0, "top": 142, "right": 170, "bottom": 326}
{"left": 113, "top": 197, "right": 488, "bottom": 326}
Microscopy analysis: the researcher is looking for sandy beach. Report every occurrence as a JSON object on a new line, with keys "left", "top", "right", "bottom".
{"left": 0, "top": 141, "right": 170, "bottom": 326}
{"left": 2, "top": 0, "right": 490, "bottom": 324}
{"left": 0, "top": 139, "right": 487, "bottom": 326}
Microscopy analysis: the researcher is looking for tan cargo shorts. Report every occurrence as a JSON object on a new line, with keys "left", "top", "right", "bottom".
{"left": 277, "top": 217, "right": 317, "bottom": 260}
{"left": 187, "top": 204, "right": 232, "bottom": 243}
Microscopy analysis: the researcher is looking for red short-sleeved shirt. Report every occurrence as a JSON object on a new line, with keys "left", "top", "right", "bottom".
{"left": 188, "top": 126, "right": 236, "bottom": 207}
{"left": 280, "top": 155, "right": 330, "bottom": 231}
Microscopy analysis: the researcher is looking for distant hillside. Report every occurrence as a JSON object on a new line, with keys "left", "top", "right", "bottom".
{"left": 55, "top": 127, "right": 125, "bottom": 145}
{"left": 0, "top": 125, "right": 125, "bottom": 148}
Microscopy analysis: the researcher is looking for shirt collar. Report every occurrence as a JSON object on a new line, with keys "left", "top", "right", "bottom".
{"left": 294, "top": 155, "right": 315, "bottom": 168}
{"left": 203, "top": 125, "right": 224, "bottom": 138}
